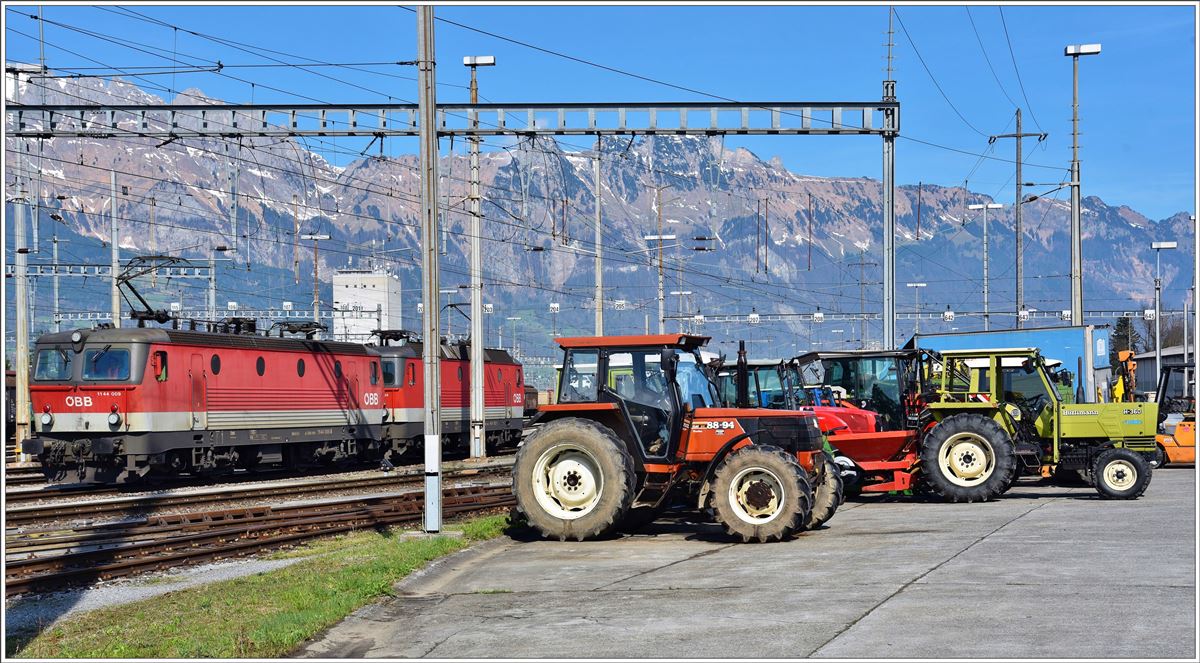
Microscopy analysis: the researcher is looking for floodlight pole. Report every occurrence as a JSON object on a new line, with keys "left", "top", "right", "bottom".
{"left": 1066, "top": 43, "right": 1101, "bottom": 326}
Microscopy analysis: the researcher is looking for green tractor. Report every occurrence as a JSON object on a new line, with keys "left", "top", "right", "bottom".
{"left": 921, "top": 348, "right": 1157, "bottom": 501}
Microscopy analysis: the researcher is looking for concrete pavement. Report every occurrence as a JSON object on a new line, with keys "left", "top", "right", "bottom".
{"left": 298, "top": 468, "right": 1196, "bottom": 659}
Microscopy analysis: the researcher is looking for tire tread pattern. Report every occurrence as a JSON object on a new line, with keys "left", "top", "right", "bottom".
{"left": 918, "top": 413, "right": 1017, "bottom": 503}
{"left": 711, "top": 445, "right": 812, "bottom": 543}
{"left": 512, "top": 418, "right": 636, "bottom": 541}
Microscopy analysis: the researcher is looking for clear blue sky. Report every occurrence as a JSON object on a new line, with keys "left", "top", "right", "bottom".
{"left": 5, "top": 3, "right": 1196, "bottom": 218}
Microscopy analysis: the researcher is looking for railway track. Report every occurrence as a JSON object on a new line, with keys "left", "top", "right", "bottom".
{"left": 4, "top": 481, "right": 515, "bottom": 597}
{"left": 4, "top": 472, "right": 46, "bottom": 487}
{"left": 4, "top": 457, "right": 514, "bottom": 525}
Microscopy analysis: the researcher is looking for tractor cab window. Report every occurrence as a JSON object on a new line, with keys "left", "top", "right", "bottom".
{"left": 751, "top": 365, "right": 784, "bottom": 408}
{"left": 559, "top": 350, "right": 599, "bottom": 403}
{"left": 82, "top": 347, "right": 130, "bottom": 381}
{"left": 859, "top": 358, "right": 903, "bottom": 429}
{"left": 608, "top": 350, "right": 673, "bottom": 457}
{"left": 677, "top": 352, "right": 718, "bottom": 409}
{"left": 1001, "top": 362, "right": 1057, "bottom": 415}
{"left": 34, "top": 348, "right": 72, "bottom": 381}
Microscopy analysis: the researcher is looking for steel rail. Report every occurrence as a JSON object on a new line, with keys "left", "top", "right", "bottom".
{"left": 4, "top": 458, "right": 513, "bottom": 524}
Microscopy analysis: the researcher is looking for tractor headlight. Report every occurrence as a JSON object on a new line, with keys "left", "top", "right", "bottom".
{"left": 40, "top": 412, "right": 53, "bottom": 427}
{"left": 70, "top": 330, "right": 83, "bottom": 343}
{"left": 1004, "top": 403, "right": 1022, "bottom": 421}
{"left": 108, "top": 412, "right": 122, "bottom": 426}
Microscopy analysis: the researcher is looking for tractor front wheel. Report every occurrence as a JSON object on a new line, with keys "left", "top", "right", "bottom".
{"left": 919, "top": 413, "right": 1016, "bottom": 503}
{"left": 1092, "top": 448, "right": 1152, "bottom": 500}
{"left": 805, "top": 451, "right": 844, "bottom": 530}
{"left": 513, "top": 418, "right": 635, "bottom": 541}
{"left": 711, "top": 445, "right": 812, "bottom": 543}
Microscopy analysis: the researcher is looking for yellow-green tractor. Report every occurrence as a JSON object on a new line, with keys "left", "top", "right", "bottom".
{"left": 921, "top": 348, "right": 1157, "bottom": 501}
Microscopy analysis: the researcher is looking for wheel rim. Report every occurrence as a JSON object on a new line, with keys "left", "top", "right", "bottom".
{"left": 726, "top": 466, "right": 785, "bottom": 525}
{"left": 1102, "top": 459, "right": 1138, "bottom": 491}
{"left": 531, "top": 443, "right": 604, "bottom": 520}
{"left": 937, "top": 432, "right": 996, "bottom": 487}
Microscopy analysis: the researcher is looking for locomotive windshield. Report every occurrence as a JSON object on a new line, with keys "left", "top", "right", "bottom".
{"left": 82, "top": 347, "right": 131, "bottom": 381}
{"left": 34, "top": 348, "right": 72, "bottom": 380}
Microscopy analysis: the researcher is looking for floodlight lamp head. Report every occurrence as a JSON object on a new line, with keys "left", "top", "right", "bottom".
{"left": 1064, "top": 44, "right": 1101, "bottom": 56}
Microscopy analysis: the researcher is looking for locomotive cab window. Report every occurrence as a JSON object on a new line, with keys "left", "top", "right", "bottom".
{"left": 152, "top": 351, "right": 169, "bottom": 382}
{"left": 34, "top": 348, "right": 72, "bottom": 381}
{"left": 83, "top": 347, "right": 130, "bottom": 381}
{"left": 407, "top": 361, "right": 417, "bottom": 386}
{"left": 370, "top": 361, "right": 379, "bottom": 385}
{"left": 382, "top": 360, "right": 397, "bottom": 386}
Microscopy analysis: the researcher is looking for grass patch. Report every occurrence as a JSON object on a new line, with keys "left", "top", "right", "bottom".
{"left": 10, "top": 514, "right": 511, "bottom": 659}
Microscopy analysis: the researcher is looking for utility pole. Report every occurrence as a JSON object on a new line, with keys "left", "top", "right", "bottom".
{"left": 989, "top": 108, "right": 1046, "bottom": 328}
{"left": 915, "top": 181, "right": 922, "bottom": 240}
{"left": 208, "top": 253, "right": 217, "bottom": 324}
{"left": 302, "top": 234, "right": 331, "bottom": 331}
{"left": 968, "top": 203, "right": 1003, "bottom": 331}
{"left": 594, "top": 135, "right": 604, "bottom": 335}
{"left": 293, "top": 194, "right": 300, "bottom": 284}
{"left": 464, "top": 54, "right": 494, "bottom": 461}
{"left": 652, "top": 185, "right": 672, "bottom": 334}
{"left": 849, "top": 249, "right": 877, "bottom": 348}
{"left": 658, "top": 191, "right": 665, "bottom": 335}
{"left": 110, "top": 170, "right": 120, "bottom": 326}
{"left": 13, "top": 183, "right": 31, "bottom": 456}
{"left": 1065, "top": 43, "right": 1101, "bottom": 326}
{"left": 149, "top": 198, "right": 158, "bottom": 286}
{"left": 417, "top": 5, "right": 444, "bottom": 534}
{"left": 51, "top": 235, "right": 61, "bottom": 332}
{"left": 881, "top": 6, "right": 898, "bottom": 348}
{"left": 763, "top": 198, "right": 770, "bottom": 276}
{"left": 1153, "top": 241, "right": 1178, "bottom": 385}
{"left": 807, "top": 192, "right": 814, "bottom": 271}
{"left": 907, "top": 282, "right": 927, "bottom": 336}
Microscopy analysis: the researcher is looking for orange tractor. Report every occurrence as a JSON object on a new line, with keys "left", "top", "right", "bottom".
{"left": 513, "top": 335, "right": 843, "bottom": 542}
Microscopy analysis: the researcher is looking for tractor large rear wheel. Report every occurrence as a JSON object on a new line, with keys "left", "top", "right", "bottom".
{"left": 919, "top": 413, "right": 1016, "bottom": 503}
{"left": 513, "top": 418, "right": 636, "bottom": 541}
{"left": 805, "top": 452, "right": 844, "bottom": 530}
{"left": 711, "top": 445, "right": 812, "bottom": 543}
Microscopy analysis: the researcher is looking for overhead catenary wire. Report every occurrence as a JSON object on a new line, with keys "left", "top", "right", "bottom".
{"left": 997, "top": 6, "right": 1044, "bottom": 133}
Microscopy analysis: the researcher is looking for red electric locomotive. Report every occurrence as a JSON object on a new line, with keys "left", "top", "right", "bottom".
{"left": 25, "top": 326, "right": 526, "bottom": 484}
{"left": 26, "top": 326, "right": 387, "bottom": 483}
{"left": 373, "top": 341, "right": 525, "bottom": 454}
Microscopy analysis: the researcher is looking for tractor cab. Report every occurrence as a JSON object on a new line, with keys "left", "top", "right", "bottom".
{"left": 784, "top": 350, "right": 927, "bottom": 432}
{"left": 550, "top": 334, "right": 719, "bottom": 462}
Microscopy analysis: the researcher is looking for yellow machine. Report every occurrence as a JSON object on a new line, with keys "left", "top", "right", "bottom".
{"left": 1112, "top": 350, "right": 1137, "bottom": 403}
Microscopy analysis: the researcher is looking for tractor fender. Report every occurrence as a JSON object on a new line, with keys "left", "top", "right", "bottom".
{"left": 695, "top": 432, "right": 757, "bottom": 510}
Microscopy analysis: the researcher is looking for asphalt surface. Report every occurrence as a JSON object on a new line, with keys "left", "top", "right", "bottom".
{"left": 299, "top": 467, "right": 1196, "bottom": 659}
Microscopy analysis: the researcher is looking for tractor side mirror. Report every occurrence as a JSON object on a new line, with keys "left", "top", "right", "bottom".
{"left": 660, "top": 349, "right": 679, "bottom": 381}
{"left": 1022, "top": 359, "right": 1035, "bottom": 374}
